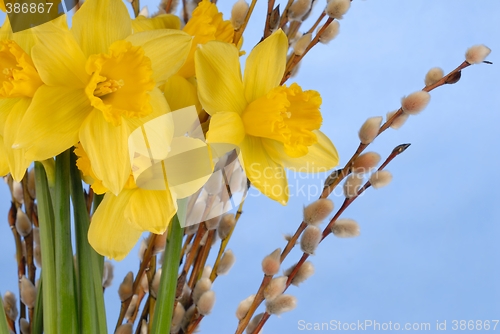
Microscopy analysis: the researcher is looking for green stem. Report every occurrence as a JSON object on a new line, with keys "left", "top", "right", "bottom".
{"left": 69, "top": 151, "right": 107, "bottom": 334}
{"left": 34, "top": 162, "right": 57, "bottom": 334}
{"left": 53, "top": 150, "right": 77, "bottom": 333}
{"left": 31, "top": 277, "right": 43, "bottom": 334}
{"left": 150, "top": 214, "right": 184, "bottom": 333}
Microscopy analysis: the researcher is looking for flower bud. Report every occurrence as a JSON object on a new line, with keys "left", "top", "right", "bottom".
{"left": 116, "top": 324, "right": 132, "bottom": 334}
{"left": 465, "top": 44, "right": 491, "bottom": 64}
{"left": 217, "top": 249, "right": 236, "bottom": 275}
{"left": 20, "top": 318, "right": 30, "bottom": 334}
{"left": 358, "top": 116, "right": 382, "bottom": 144}
{"left": 318, "top": 20, "right": 340, "bottom": 44}
{"left": 202, "top": 265, "right": 212, "bottom": 279}
{"left": 197, "top": 290, "right": 215, "bottom": 315}
{"left": 326, "top": 0, "right": 350, "bottom": 19}
{"left": 352, "top": 152, "right": 381, "bottom": 174}
{"left": 34, "top": 246, "right": 42, "bottom": 268}
{"left": 369, "top": 170, "right": 392, "bottom": 189}
{"left": 27, "top": 168, "right": 36, "bottom": 199}
{"left": 247, "top": 313, "right": 264, "bottom": 334}
{"left": 264, "top": 276, "right": 287, "bottom": 301}
{"left": 293, "top": 33, "right": 311, "bottom": 56}
{"left": 15, "top": 208, "right": 32, "bottom": 237}
{"left": 401, "top": 91, "right": 430, "bottom": 115}
{"left": 138, "top": 239, "right": 147, "bottom": 262}
{"left": 181, "top": 305, "right": 196, "bottom": 332}
{"left": 205, "top": 173, "right": 223, "bottom": 195}
{"left": 218, "top": 213, "right": 235, "bottom": 240}
{"left": 179, "top": 283, "right": 191, "bottom": 308}
{"left": 140, "top": 273, "right": 149, "bottom": 294}
{"left": 265, "top": 294, "right": 297, "bottom": 315}
{"left": 262, "top": 248, "right": 281, "bottom": 275}
{"left": 20, "top": 276, "right": 36, "bottom": 308}
{"left": 118, "top": 272, "right": 134, "bottom": 301}
{"left": 187, "top": 201, "right": 205, "bottom": 228}
{"left": 140, "top": 320, "right": 148, "bottom": 334}
{"left": 300, "top": 225, "right": 321, "bottom": 255}
{"left": 3, "top": 291, "right": 18, "bottom": 321}
{"left": 289, "top": 0, "right": 312, "bottom": 20}
{"left": 303, "top": 199, "right": 334, "bottom": 225}
{"left": 386, "top": 110, "right": 409, "bottom": 130}
{"left": 193, "top": 278, "right": 212, "bottom": 304}
{"left": 153, "top": 232, "right": 167, "bottom": 254}
{"left": 171, "top": 302, "right": 185, "bottom": 334}
{"left": 236, "top": 294, "right": 255, "bottom": 320}
{"left": 424, "top": 67, "right": 444, "bottom": 86}
{"left": 13, "top": 181, "right": 24, "bottom": 204}
{"left": 343, "top": 174, "right": 363, "bottom": 198}
{"left": 151, "top": 269, "right": 162, "bottom": 298}
{"left": 332, "top": 218, "right": 360, "bottom": 238}
{"left": 33, "top": 227, "right": 40, "bottom": 246}
{"left": 231, "top": 0, "right": 249, "bottom": 30}
{"left": 125, "top": 294, "right": 138, "bottom": 321}
{"left": 284, "top": 261, "right": 315, "bottom": 286}
{"left": 102, "top": 261, "right": 114, "bottom": 289}
{"left": 205, "top": 215, "right": 221, "bottom": 230}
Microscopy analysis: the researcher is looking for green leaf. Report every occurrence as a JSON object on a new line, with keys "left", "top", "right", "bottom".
{"left": 53, "top": 150, "right": 78, "bottom": 333}
{"left": 0, "top": 293, "right": 11, "bottom": 334}
{"left": 150, "top": 198, "right": 187, "bottom": 334}
{"left": 70, "top": 150, "right": 107, "bottom": 334}
{"left": 34, "top": 162, "right": 57, "bottom": 334}
{"left": 31, "top": 277, "right": 44, "bottom": 334}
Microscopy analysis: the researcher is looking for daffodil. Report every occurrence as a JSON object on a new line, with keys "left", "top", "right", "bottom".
{"left": 77, "top": 106, "right": 213, "bottom": 260}
{"left": 195, "top": 30, "right": 339, "bottom": 204}
{"left": 13, "top": 0, "right": 192, "bottom": 194}
{"left": 164, "top": 0, "right": 236, "bottom": 114}
{"left": 0, "top": 19, "right": 38, "bottom": 180}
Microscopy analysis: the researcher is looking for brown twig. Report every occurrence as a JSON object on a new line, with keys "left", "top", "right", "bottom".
{"left": 233, "top": 0, "right": 258, "bottom": 46}
{"left": 263, "top": 0, "right": 276, "bottom": 39}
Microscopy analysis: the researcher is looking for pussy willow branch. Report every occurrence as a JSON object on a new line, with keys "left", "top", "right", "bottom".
{"left": 306, "top": 11, "right": 326, "bottom": 34}
{"left": 238, "top": 59, "right": 481, "bottom": 333}
{"left": 278, "top": 0, "right": 294, "bottom": 29}
{"left": 115, "top": 234, "right": 158, "bottom": 331}
{"left": 252, "top": 144, "right": 410, "bottom": 333}
{"left": 263, "top": 0, "right": 276, "bottom": 39}
{"left": 233, "top": 0, "right": 258, "bottom": 45}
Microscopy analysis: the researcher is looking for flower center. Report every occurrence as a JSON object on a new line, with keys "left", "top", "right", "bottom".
{"left": 85, "top": 40, "right": 155, "bottom": 126}
{"left": 241, "top": 83, "right": 323, "bottom": 158}
{"left": 0, "top": 40, "right": 43, "bottom": 98}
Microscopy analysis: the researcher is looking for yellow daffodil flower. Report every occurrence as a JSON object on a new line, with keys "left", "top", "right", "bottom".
{"left": 13, "top": 0, "right": 192, "bottom": 194}
{"left": 195, "top": 30, "right": 339, "bottom": 204}
{"left": 0, "top": 19, "right": 38, "bottom": 180}
{"left": 164, "top": 0, "right": 236, "bottom": 114}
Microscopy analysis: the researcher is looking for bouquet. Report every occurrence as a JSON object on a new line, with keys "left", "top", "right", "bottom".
{"left": 0, "top": 0, "right": 495, "bottom": 333}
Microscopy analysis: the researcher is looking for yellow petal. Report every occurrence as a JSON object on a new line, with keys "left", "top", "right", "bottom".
{"left": 71, "top": 0, "right": 131, "bottom": 57}
{"left": 243, "top": 30, "right": 287, "bottom": 102}
{"left": 132, "top": 14, "right": 181, "bottom": 32}
{"left": 88, "top": 190, "right": 142, "bottom": 261}
{"left": 126, "top": 30, "right": 192, "bottom": 85}
{"left": 240, "top": 136, "right": 289, "bottom": 204}
{"left": 125, "top": 189, "right": 177, "bottom": 234}
{"left": 207, "top": 111, "right": 245, "bottom": 146}
{"left": 15, "top": 85, "right": 91, "bottom": 161}
{"left": 195, "top": 40, "right": 246, "bottom": 115}
{"left": 163, "top": 75, "right": 201, "bottom": 114}
{"left": 0, "top": 135, "right": 10, "bottom": 176}
{"left": 31, "top": 20, "right": 87, "bottom": 88}
{"left": 0, "top": 98, "right": 20, "bottom": 135}
{"left": 79, "top": 109, "right": 131, "bottom": 195}
{"left": 263, "top": 130, "right": 339, "bottom": 172}
{"left": 4, "top": 98, "right": 31, "bottom": 181}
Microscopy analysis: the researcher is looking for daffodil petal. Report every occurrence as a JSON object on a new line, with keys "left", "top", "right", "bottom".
{"left": 31, "top": 20, "right": 87, "bottom": 88}
{"left": 0, "top": 98, "right": 20, "bottom": 136}
{"left": 163, "top": 75, "right": 201, "bottom": 113}
{"left": 0, "top": 136, "right": 10, "bottom": 176}
{"left": 126, "top": 87, "right": 171, "bottom": 131}
{"left": 243, "top": 30, "right": 287, "bottom": 102}
{"left": 80, "top": 109, "right": 131, "bottom": 195}
{"left": 71, "top": 0, "right": 132, "bottom": 57}
{"left": 126, "top": 30, "right": 192, "bottom": 85}
{"left": 15, "top": 86, "right": 91, "bottom": 161}
{"left": 132, "top": 14, "right": 181, "bottom": 32}
{"left": 88, "top": 190, "right": 142, "bottom": 261}
{"left": 207, "top": 111, "right": 245, "bottom": 145}
{"left": 264, "top": 130, "right": 339, "bottom": 172}
{"left": 125, "top": 189, "right": 177, "bottom": 234}
{"left": 195, "top": 40, "right": 246, "bottom": 115}
{"left": 4, "top": 98, "right": 31, "bottom": 181}
{"left": 240, "top": 136, "right": 289, "bottom": 205}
